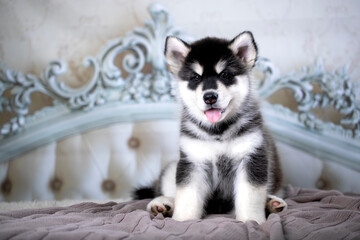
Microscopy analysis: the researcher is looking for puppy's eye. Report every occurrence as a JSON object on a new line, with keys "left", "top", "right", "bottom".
{"left": 219, "top": 71, "right": 233, "bottom": 80}
{"left": 190, "top": 73, "right": 201, "bottom": 82}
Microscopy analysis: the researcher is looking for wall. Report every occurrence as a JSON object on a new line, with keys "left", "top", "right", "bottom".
{"left": 0, "top": 0, "right": 359, "bottom": 86}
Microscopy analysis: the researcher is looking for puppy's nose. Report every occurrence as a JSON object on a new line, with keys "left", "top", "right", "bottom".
{"left": 203, "top": 92, "right": 218, "bottom": 105}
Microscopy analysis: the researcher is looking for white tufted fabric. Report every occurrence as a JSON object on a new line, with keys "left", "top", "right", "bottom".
{"left": 276, "top": 142, "right": 360, "bottom": 193}
{"left": 1, "top": 119, "right": 360, "bottom": 202}
{"left": 0, "top": 120, "right": 180, "bottom": 201}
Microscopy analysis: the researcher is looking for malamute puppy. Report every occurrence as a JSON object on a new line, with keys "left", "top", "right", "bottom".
{"left": 135, "top": 31, "right": 287, "bottom": 224}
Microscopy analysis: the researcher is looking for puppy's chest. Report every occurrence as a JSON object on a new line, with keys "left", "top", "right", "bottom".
{"left": 179, "top": 130, "right": 262, "bottom": 163}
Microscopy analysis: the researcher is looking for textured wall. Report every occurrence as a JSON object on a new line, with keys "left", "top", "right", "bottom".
{"left": 0, "top": 0, "right": 359, "bottom": 85}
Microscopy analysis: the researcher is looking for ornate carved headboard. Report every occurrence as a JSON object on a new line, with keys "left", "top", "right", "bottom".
{"left": 0, "top": 3, "right": 359, "bottom": 201}
{"left": 255, "top": 57, "right": 360, "bottom": 191}
{"left": 256, "top": 57, "right": 360, "bottom": 171}
{"left": 0, "top": 3, "right": 190, "bottom": 161}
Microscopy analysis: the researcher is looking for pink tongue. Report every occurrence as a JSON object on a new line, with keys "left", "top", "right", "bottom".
{"left": 205, "top": 109, "right": 222, "bottom": 123}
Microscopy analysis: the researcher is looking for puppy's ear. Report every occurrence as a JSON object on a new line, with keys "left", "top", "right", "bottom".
{"left": 165, "top": 36, "right": 190, "bottom": 74}
{"left": 229, "top": 31, "right": 258, "bottom": 68}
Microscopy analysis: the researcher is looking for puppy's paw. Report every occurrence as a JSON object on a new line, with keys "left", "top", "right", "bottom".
{"left": 146, "top": 196, "right": 174, "bottom": 217}
{"left": 266, "top": 194, "right": 288, "bottom": 213}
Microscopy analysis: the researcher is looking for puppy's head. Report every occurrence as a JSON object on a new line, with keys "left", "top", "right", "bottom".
{"left": 165, "top": 31, "right": 257, "bottom": 125}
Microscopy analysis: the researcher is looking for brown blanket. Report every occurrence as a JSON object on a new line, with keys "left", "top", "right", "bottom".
{"left": 1, "top": 185, "right": 359, "bottom": 240}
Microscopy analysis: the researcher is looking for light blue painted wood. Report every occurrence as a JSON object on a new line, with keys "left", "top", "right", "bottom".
{"left": 256, "top": 57, "right": 360, "bottom": 138}
{"left": 262, "top": 102, "right": 360, "bottom": 171}
{"left": 0, "top": 3, "right": 190, "bottom": 137}
{"left": 0, "top": 102, "right": 179, "bottom": 163}
{"left": 256, "top": 57, "right": 360, "bottom": 171}
{"left": 0, "top": 3, "right": 359, "bottom": 171}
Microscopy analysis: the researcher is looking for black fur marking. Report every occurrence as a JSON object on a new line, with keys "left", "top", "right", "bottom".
{"left": 266, "top": 136, "right": 282, "bottom": 194}
{"left": 215, "top": 155, "right": 237, "bottom": 200}
{"left": 180, "top": 127, "right": 198, "bottom": 139}
{"left": 202, "top": 119, "right": 235, "bottom": 135}
{"left": 132, "top": 187, "right": 156, "bottom": 200}
{"left": 265, "top": 203, "right": 271, "bottom": 218}
{"left": 204, "top": 155, "right": 237, "bottom": 215}
{"left": 246, "top": 146, "right": 268, "bottom": 186}
{"left": 202, "top": 77, "right": 218, "bottom": 91}
{"left": 204, "top": 191, "right": 234, "bottom": 215}
{"left": 180, "top": 121, "right": 198, "bottom": 139}
{"left": 178, "top": 37, "right": 247, "bottom": 91}
{"left": 235, "top": 112, "right": 263, "bottom": 137}
{"left": 176, "top": 151, "right": 194, "bottom": 185}
{"left": 204, "top": 162, "right": 214, "bottom": 188}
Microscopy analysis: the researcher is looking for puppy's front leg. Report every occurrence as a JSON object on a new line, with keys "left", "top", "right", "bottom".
{"left": 235, "top": 168, "right": 267, "bottom": 224}
{"left": 172, "top": 161, "right": 209, "bottom": 221}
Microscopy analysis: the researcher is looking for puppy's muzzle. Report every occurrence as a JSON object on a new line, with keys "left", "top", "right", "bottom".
{"left": 203, "top": 92, "right": 218, "bottom": 105}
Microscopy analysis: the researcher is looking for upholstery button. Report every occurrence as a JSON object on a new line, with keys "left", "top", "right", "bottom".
{"left": 316, "top": 178, "right": 327, "bottom": 190}
{"left": 128, "top": 137, "right": 140, "bottom": 149}
{"left": 1, "top": 178, "right": 12, "bottom": 194}
{"left": 102, "top": 179, "right": 116, "bottom": 192}
{"left": 50, "top": 178, "right": 63, "bottom": 191}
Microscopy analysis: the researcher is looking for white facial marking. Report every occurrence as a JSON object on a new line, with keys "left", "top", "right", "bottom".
{"left": 215, "top": 60, "right": 227, "bottom": 74}
{"left": 195, "top": 80, "right": 243, "bottom": 123}
{"left": 178, "top": 73, "right": 251, "bottom": 126}
{"left": 178, "top": 80, "right": 206, "bottom": 121}
{"left": 221, "top": 75, "right": 250, "bottom": 118}
{"left": 192, "top": 61, "right": 203, "bottom": 76}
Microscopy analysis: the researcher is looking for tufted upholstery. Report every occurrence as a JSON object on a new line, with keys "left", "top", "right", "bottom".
{"left": 0, "top": 120, "right": 179, "bottom": 201}
{"left": 1, "top": 119, "right": 360, "bottom": 202}
{"left": 276, "top": 142, "right": 360, "bottom": 193}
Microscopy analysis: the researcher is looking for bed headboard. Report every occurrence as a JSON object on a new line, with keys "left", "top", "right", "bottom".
{"left": 256, "top": 57, "right": 360, "bottom": 171}
{"left": 1, "top": 3, "right": 359, "bottom": 201}
{"left": 0, "top": 3, "right": 189, "bottom": 162}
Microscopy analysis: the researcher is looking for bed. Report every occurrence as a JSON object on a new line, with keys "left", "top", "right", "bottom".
{"left": 1, "top": 3, "right": 359, "bottom": 239}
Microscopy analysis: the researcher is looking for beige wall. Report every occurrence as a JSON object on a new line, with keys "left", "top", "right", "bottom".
{"left": 0, "top": 0, "right": 359, "bottom": 85}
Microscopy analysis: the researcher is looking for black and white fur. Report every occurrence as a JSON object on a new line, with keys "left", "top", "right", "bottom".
{"left": 135, "top": 31, "right": 287, "bottom": 224}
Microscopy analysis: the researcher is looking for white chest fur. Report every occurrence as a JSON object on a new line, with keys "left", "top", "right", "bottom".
{"left": 179, "top": 130, "right": 263, "bottom": 163}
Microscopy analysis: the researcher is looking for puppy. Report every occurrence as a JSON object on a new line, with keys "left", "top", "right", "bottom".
{"left": 135, "top": 31, "right": 287, "bottom": 224}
